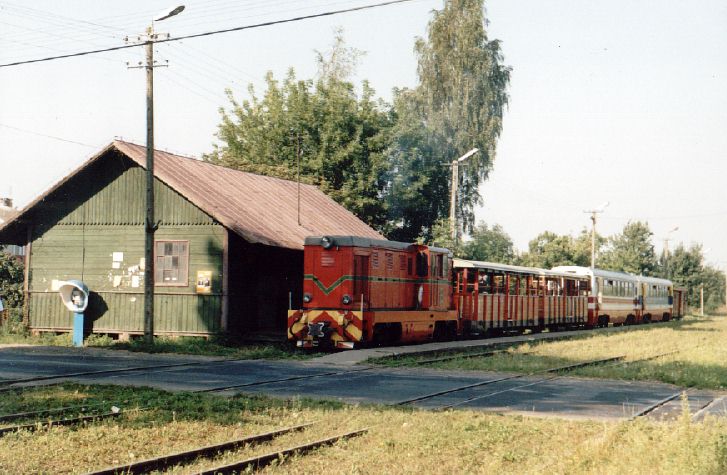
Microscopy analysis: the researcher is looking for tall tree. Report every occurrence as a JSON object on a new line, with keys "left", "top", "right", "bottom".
{"left": 205, "top": 33, "right": 393, "bottom": 230}
{"left": 386, "top": 0, "right": 511, "bottom": 241}
{"left": 600, "top": 221, "right": 657, "bottom": 275}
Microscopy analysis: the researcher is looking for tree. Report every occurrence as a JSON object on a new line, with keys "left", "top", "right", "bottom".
{"left": 386, "top": 0, "right": 511, "bottom": 241}
{"left": 519, "top": 231, "right": 591, "bottom": 269}
{"left": 600, "top": 221, "right": 657, "bottom": 275}
{"left": 460, "top": 222, "right": 515, "bottom": 263}
{"left": 0, "top": 248, "right": 24, "bottom": 310}
{"left": 666, "top": 243, "right": 725, "bottom": 310}
{"left": 205, "top": 33, "right": 393, "bottom": 230}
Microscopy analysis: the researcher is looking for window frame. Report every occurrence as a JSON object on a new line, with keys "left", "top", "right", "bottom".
{"left": 154, "top": 239, "right": 190, "bottom": 287}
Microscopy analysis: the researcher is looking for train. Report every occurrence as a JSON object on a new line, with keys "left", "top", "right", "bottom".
{"left": 287, "top": 236, "right": 687, "bottom": 349}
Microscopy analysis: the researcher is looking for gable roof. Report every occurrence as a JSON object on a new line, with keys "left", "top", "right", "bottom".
{"left": 0, "top": 140, "right": 384, "bottom": 250}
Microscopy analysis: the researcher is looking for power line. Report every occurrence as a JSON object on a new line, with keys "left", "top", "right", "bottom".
{"left": 0, "top": 0, "right": 420, "bottom": 68}
{"left": 0, "top": 123, "right": 99, "bottom": 148}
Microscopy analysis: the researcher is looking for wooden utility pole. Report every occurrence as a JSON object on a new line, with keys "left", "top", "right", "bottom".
{"left": 127, "top": 5, "right": 184, "bottom": 344}
{"left": 143, "top": 26, "right": 156, "bottom": 344}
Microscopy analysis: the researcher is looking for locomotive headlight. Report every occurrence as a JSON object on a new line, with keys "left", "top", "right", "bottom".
{"left": 342, "top": 294, "right": 352, "bottom": 305}
{"left": 303, "top": 293, "right": 312, "bottom": 303}
{"left": 321, "top": 236, "right": 334, "bottom": 249}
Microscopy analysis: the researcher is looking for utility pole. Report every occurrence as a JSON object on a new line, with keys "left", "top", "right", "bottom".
{"left": 127, "top": 5, "right": 185, "bottom": 345}
{"left": 583, "top": 202, "right": 608, "bottom": 269}
{"left": 662, "top": 226, "right": 678, "bottom": 279}
{"left": 449, "top": 148, "right": 479, "bottom": 242}
{"left": 296, "top": 131, "right": 301, "bottom": 226}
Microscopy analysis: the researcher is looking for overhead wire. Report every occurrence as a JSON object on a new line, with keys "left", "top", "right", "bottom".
{"left": 0, "top": 0, "right": 422, "bottom": 68}
{"left": 0, "top": 123, "right": 100, "bottom": 148}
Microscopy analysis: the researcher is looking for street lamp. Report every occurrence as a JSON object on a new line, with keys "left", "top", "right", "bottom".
{"left": 142, "top": 5, "right": 185, "bottom": 344}
{"left": 449, "top": 148, "right": 479, "bottom": 241}
{"left": 662, "top": 226, "right": 679, "bottom": 278}
{"left": 583, "top": 201, "right": 609, "bottom": 269}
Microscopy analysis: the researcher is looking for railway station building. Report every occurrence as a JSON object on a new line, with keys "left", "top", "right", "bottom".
{"left": 0, "top": 140, "right": 382, "bottom": 339}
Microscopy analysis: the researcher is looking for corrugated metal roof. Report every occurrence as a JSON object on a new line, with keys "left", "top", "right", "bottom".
{"left": 0, "top": 140, "right": 384, "bottom": 250}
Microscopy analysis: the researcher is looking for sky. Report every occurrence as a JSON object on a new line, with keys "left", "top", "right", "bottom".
{"left": 1, "top": 0, "right": 726, "bottom": 267}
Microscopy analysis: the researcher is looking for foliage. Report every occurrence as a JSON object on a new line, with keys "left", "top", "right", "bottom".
{"left": 388, "top": 316, "right": 727, "bottom": 390}
{"left": 413, "top": 0, "right": 511, "bottom": 235}
{"left": 600, "top": 221, "right": 657, "bottom": 275}
{"left": 384, "top": 90, "right": 448, "bottom": 242}
{"left": 460, "top": 222, "right": 515, "bottom": 263}
{"left": 663, "top": 244, "right": 725, "bottom": 310}
{"left": 205, "top": 33, "right": 393, "bottom": 230}
{"left": 518, "top": 230, "right": 593, "bottom": 268}
{"left": 0, "top": 247, "right": 24, "bottom": 310}
{"left": 2, "top": 383, "right": 727, "bottom": 474}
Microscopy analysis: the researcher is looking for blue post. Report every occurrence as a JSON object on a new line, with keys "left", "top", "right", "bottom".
{"left": 73, "top": 311, "right": 84, "bottom": 347}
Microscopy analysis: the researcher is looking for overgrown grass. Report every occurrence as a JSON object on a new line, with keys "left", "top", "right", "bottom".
{"left": 0, "top": 320, "right": 312, "bottom": 359}
{"left": 380, "top": 316, "right": 727, "bottom": 390}
{"left": 0, "top": 384, "right": 725, "bottom": 474}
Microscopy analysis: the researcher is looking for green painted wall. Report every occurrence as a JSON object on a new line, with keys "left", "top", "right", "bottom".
{"left": 27, "top": 154, "right": 225, "bottom": 335}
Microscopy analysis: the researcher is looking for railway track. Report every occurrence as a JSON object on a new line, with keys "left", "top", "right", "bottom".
{"left": 393, "top": 349, "right": 687, "bottom": 411}
{"left": 86, "top": 423, "right": 366, "bottom": 475}
{"left": 0, "top": 407, "right": 124, "bottom": 437}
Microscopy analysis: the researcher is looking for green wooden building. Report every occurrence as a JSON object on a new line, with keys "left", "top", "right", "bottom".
{"left": 0, "top": 141, "right": 382, "bottom": 338}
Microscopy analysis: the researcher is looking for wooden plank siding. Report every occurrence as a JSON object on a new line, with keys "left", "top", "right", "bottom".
{"left": 27, "top": 157, "right": 225, "bottom": 336}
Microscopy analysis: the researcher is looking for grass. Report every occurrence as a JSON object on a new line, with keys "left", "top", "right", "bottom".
{"left": 379, "top": 315, "right": 727, "bottom": 390}
{"left": 0, "top": 384, "right": 725, "bottom": 474}
{"left": 0, "top": 324, "right": 313, "bottom": 360}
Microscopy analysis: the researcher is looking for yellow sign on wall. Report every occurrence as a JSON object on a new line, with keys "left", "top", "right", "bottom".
{"left": 196, "top": 271, "right": 212, "bottom": 294}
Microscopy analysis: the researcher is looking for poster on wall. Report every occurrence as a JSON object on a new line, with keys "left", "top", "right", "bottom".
{"left": 196, "top": 271, "right": 212, "bottom": 294}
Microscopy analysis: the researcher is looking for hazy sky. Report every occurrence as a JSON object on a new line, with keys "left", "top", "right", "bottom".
{"left": 1, "top": 0, "right": 725, "bottom": 267}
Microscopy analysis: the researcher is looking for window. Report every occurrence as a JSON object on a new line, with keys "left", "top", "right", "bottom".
{"left": 155, "top": 240, "right": 189, "bottom": 286}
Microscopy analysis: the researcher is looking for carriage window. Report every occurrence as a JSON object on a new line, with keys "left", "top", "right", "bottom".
{"left": 399, "top": 255, "right": 407, "bottom": 272}
{"left": 407, "top": 257, "right": 413, "bottom": 275}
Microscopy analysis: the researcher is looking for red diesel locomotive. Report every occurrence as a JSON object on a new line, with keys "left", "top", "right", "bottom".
{"left": 288, "top": 236, "right": 683, "bottom": 349}
{"left": 287, "top": 236, "right": 456, "bottom": 349}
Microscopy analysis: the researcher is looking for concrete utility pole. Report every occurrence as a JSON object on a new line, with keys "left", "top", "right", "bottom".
{"left": 449, "top": 148, "right": 479, "bottom": 241}
{"left": 127, "top": 5, "right": 185, "bottom": 344}
{"left": 583, "top": 201, "right": 609, "bottom": 269}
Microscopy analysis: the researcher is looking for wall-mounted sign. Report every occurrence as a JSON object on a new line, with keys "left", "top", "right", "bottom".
{"left": 196, "top": 270, "right": 212, "bottom": 294}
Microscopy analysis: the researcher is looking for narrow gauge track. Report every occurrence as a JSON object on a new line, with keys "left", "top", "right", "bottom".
{"left": 0, "top": 358, "right": 238, "bottom": 391}
{"left": 394, "top": 348, "right": 687, "bottom": 410}
{"left": 193, "top": 428, "right": 368, "bottom": 475}
{"left": 0, "top": 407, "right": 123, "bottom": 437}
{"left": 86, "top": 423, "right": 366, "bottom": 475}
{"left": 0, "top": 400, "right": 114, "bottom": 424}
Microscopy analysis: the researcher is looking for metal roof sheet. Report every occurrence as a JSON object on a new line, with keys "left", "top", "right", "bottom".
{"left": 0, "top": 140, "right": 384, "bottom": 250}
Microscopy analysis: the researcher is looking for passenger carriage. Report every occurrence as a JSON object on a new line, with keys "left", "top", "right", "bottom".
{"left": 453, "top": 259, "right": 590, "bottom": 334}
{"left": 638, "top": 275, "right": 674, "bottom": 322}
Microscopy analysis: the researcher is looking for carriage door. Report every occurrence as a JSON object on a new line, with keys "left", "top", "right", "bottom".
{"left": 354, "top": 255, "right": 369, "bottom": 306}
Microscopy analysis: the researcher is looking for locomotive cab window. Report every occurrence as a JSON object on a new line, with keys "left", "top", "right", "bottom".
{"left": 155, "top": 240, "right": 189, "bottom": 286}
{"left": 416, "top": 252, "right": 428, "bottom": 277}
